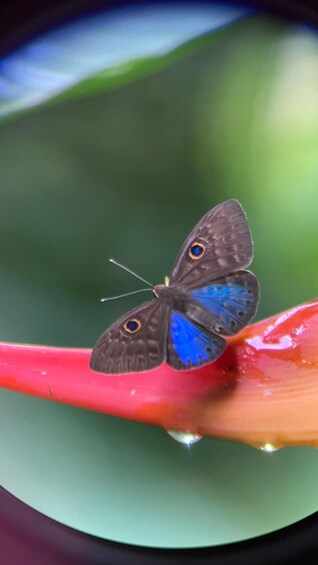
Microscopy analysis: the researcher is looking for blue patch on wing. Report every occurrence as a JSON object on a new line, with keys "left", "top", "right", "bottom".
{"left": 191, "top": 283, "right": 253, "bottom": 334}
{"left": 170, "top": 311, "right": 223, "bottom": 367}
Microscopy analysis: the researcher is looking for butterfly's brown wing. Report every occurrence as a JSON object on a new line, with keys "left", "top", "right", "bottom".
{"left": 184, "top": 270, "right": 259, "bottom": 337}
{"left": 90, "top": 299, "right": 169, "bottom": 374}
{"left": 170, "top": 200, "right": 254, "bottom": 289}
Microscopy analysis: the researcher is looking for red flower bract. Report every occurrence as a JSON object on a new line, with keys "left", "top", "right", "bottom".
{"left": 1, "top": 299, "right": 318, "bottom": 448}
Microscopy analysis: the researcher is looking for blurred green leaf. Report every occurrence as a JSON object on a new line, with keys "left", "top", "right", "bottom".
{"left": 0, "top": 4, "right": 251, "bottom": 121}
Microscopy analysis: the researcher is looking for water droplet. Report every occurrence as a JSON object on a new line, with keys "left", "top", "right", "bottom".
{"left": 166, "top": 430, "right": 203, "bottom": 446}
{"left": 130, "top": 389, "right": 136, "bottom": 396}
{"left": 40, "top": 370, "right": 48, "bottom": 376}
{"left": 258, "top": 442, "right": 281, "bottom": 452}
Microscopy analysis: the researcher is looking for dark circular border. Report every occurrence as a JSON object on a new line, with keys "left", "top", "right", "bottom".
{"left": 0, "top": 487, "right": 317, "bottom": 564}
{"left": 1, "top": 0, "right": 318, "bottom": 55}
{"left": 0, "top": 0, "right": 317, "bottom": 563}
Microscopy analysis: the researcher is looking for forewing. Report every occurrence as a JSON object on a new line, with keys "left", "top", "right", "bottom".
{"left": 90, "top": 299, "right": 168, "bottom": 374}
{"left": 185, "top": 270, "right": 259, "bottom": 336}
{"left": 170, "top": 200, "right": 253, "bottom": 288}
{"left": 167, "top": 311, "right": 226, "bottom": 371}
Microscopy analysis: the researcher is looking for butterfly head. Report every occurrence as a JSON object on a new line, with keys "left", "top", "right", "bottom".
{"left": 153, "top": 284, "right": 168, "bottom": 299}
{"left": 153, "top": 284, "right": 186, "bottom": 310}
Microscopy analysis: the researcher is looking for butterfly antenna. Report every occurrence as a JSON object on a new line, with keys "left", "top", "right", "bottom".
{"left": 100, "top": 288, "right": 153, "bottom": 302}
{"left": 109, "top": 258, "right": 153, "bottom": 287}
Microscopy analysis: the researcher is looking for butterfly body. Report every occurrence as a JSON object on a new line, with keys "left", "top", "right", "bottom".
{"left": 153, "top": 284, "right": 187, "bottom": 309}
{"left": 90, "top": 200, "right": 259, "bottom": 374}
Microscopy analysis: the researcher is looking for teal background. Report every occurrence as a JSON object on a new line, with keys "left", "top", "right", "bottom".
{"left": 0, "top": 15, "right": 317, "bottom": 547}
{"left": 1, "top": 389, "right": 318, "bottom": 547}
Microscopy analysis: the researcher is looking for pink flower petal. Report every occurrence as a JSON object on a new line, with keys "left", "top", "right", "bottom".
{"left": 1, "top": 299, "right": 318, "bottom": 448}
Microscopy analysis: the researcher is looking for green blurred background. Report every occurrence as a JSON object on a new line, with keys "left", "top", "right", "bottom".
{"left": 0, "top": 13, "right": 318, "bottom": 548}
{"left": 1, "top": 16, "right": 317, "bottom": 347}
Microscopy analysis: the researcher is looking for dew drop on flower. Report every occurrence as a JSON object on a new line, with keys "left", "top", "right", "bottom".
{"left": 257, "top": 442, "right": 281, "bottom": 452}
{"left": 166, "top": 430, "right": 203, "bottom": 446}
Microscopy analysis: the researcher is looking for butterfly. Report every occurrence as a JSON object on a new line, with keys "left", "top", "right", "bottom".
{"left": 90, "top": 199, "right": 259, "bottom": 374}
